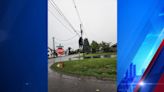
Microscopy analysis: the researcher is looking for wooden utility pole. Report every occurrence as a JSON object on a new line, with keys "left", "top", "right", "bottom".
{"left": 52, "top": 37, "right": 55, "bottom": 57}
{"left": 80, "top": 24, "right": 84, "bottom": 58}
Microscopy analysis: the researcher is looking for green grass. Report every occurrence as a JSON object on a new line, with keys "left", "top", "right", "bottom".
{"left": 84, "top": 52, "right": 116, "bottom": 57}
{"left": 74, "top": 52, "right": 116, "bottom": 58}
{"left": 51, "top": 58, "right": 116, "bottom": 80}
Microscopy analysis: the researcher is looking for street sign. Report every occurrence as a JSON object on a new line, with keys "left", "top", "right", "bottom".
{"left": 56, "top": 48, "right": 64, "bottom": 56}
{"left": 56, "top": 48, "right": 64, "bottom": 68}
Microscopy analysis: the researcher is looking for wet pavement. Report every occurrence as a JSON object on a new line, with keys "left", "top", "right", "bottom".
{"left": 52, "top": 54, "right": 82, "bottom": 62}
{"left": 48, "top": 55, "right": 117, "bottom": 92}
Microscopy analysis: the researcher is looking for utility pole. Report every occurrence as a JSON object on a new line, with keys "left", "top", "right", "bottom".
{"left": 78, "top": 24, "right": 83, "bottom": 60}
{"left": 53, "top": 37, "right": 55, "bottom": 50}
{"left": 80, "top": 24, "right": 84, "bottom": 58}
{"left": 52, "top": 37, "right": 55, "bottom": 57}
{"left": 73, "top": 0, "right": 85, "bottom": 59}
{"left": 80, "top": 24, "right": 83, "bottom": 37}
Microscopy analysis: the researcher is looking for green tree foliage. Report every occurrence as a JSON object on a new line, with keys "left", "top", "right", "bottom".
{"left": 83, "top": 38, "right": 90, "bottom": 53}
{"left": 91, "top": 40, "right": 100, "bottom": 53}
{"left": 110, "top": 43, "right": 117, "bottom": 52}
{"left": 99, "top": 41, "right": 111, "bottom": 52}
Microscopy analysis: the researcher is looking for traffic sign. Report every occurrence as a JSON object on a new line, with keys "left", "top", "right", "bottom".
{"left": 56, "top": 48, "right": 64, "bottom": 56}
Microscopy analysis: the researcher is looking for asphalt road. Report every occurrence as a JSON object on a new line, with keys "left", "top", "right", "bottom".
{"left": 48, "top": 55, "right": 117, "bottom": 92}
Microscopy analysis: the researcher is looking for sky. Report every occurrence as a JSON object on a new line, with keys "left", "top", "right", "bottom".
{"left": 48, "top": 0, "right": 117, "bottom": 50}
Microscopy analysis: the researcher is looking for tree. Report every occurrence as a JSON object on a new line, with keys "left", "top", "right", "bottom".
{"left": 111, "top": 43, "right": 117, "bottom": 52}
{"left": 99, "top": 41, "right": 111, "bottom": 52}
{"left": 83, "top": 38, "right": 90, "bottom": 53}
{"left": 91, "top": 40, "right": 99, "bottom": 53}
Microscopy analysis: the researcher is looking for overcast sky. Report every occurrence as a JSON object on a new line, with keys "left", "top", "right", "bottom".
{"left": 48, "top": 0, "right": 117, "bottom": 50}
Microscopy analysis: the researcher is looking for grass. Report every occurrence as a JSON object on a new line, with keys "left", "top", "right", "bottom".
{"left": 51, "top": 58, "right": 116, "bottom": 80}
{"left": 74, "top": 52, "right": 116, "bottom": 58}
{"left": 84, "top": 52, "right": 116, "bottom": 57}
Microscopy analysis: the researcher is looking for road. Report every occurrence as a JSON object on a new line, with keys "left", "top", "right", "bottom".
{"left": 52, "top": 54, "right": 81, "bottom": 63}
{"left": 48, "top": 54, "right": 117, "bottom": 92}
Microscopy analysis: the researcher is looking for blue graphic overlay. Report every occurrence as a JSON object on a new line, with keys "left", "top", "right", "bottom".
{"left": 139, "top": 43, "right": 164, "bottom": 92}
{"left": 0, "top": 0, "right": 47, "bottom": 92}
{"left": 118, "top": 0, "right": 164, "bottom": 91}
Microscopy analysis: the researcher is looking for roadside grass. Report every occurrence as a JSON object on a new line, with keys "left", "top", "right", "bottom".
{"left": 74, "top": 52, "right": 116, "bottom": 58}
{"left": 84, "top": 52, "right": 116, "bottom": 57}
{"left": 51, "top": 58, "right": 116, "bottom": 80}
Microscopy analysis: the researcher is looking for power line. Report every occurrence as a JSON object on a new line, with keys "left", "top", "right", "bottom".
{"left": 72, "top": 0, "right": 82, "bottom": 25}
{"left": 48, "top": 47, "right": 53, "bottom": 51}
{"left": 54, "top": 40, "right": 77, "bottom": 46}
{"left": 55, "top": 34, "right": 78, "bottom": 41}
{"left": 51, "top": 0, "right": 81, "bottom": 36}
{"left": 49, "top": 3, "right": 79, "bottom": 41}
{"left": 48, "top": 4, "right": 75, "bottom": 34}
{"left": 49, "top": 0, "right": 86, "bottom": 50}
{"left": 49, "top": 6, "right": 78, "bottom": 44}
{"left": 48, "top": 1, "right": 79, "bottom": 50}
{"left": 49, "top": 0, "right": 80, "bottom": 36}
{"left": 72, "top": 0, "right": 88, "bottom": 38}
{"left": 49, "top": 0, "right": 63, "bottom": 18}
{"left": 56, "top": 41, "right": 78, "bottom": 46}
